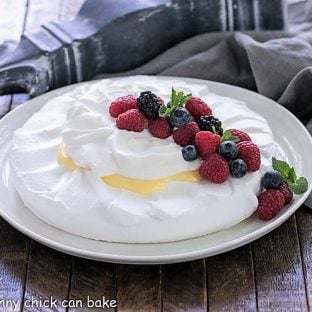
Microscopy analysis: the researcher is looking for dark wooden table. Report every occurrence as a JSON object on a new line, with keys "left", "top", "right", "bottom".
{"left": 1, "top": 1, "right": 312, "bottom": 311}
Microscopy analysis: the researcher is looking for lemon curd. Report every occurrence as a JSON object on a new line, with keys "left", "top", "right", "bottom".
{"left": 57, "top": 144, "right": 202, "bottom": 195}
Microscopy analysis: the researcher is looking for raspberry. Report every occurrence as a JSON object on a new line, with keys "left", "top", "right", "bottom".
{"left": 185, "top": 97, "right": 212, "bottom": 120}
{"left": 195, "top": 131, "right": 221, "bottom": 159}
{"left": 172, "top": 122, "right": 199, "bottom": 146}
{"left": 148, "top": 117, "right": 172, "bottom": 139}
{"left": 116, "top": 109, "right": 145, "bottom": 132}
{"left": 237, "top": 141, "right": 260, "bottom": 172}
{"left": 257, "top": 189, "right": 285, "bottom": 220}
{"left": 230, "top": 129, "right": 252, "bottom": 142}
{"left": 199, "top": 153, "right": 229, "bottom": 183}
{"left": 279, "top": 181, "right": 293, "bottom": 205}
{"left": 109, "top": 95, "right": 137, "bottom": 118}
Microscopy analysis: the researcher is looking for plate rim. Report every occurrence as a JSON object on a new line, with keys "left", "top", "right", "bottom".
{"left": 1, "top": 75, "right": 311, "bottom": 264}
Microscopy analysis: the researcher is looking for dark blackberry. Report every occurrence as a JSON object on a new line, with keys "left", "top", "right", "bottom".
{"left": 198, "top": 115, "right": 223, "bottom": 135}
{"left": 137, "top": 91, "right": 161, "bottom": 119}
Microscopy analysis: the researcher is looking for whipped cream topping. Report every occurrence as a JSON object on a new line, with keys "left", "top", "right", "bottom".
{"left": 62, "top": 104, "right": 200, "bottom": 179}
{"left": 9, "top": 76, "right": 279, "bottom": 243}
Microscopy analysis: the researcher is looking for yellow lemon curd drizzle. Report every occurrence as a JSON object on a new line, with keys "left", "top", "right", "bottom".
{"left": 57, "top": 144, "right": 202, "bottom": 195}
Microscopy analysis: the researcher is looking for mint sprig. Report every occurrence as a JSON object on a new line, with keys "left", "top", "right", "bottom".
{"left": 272, "top": 157, "right": 308, "bottom": 194}
{"left": 221, "top": 129, "right": 240, "bottom": 142}
{"left": 159, "top": 88, "right": 191, "bottom": 117}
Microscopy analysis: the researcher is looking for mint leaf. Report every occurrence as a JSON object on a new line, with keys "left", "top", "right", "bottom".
{"left": 272, "top": 157, "right": 291, "bottom": 180}
{"left": 288, "top": 167, "right": 297, "bottom": 183}
{"left": 288, "top": 177, "right": 308, "bottom": 194}
{"left": 271, "top": 157, "right": 309, "bottom": 194}
{"left": 159, "top": 105, "right": 167, "bottom": 115}
{"left": 159, "top": 87, "right": 191, "bottom": 117}
{"left": 221, "top": 129, "right": 239, "bottom": 143}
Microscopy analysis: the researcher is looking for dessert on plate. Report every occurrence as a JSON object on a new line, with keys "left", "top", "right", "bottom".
{"left": 8, "top": 76, "right": 305, "bottom": 243}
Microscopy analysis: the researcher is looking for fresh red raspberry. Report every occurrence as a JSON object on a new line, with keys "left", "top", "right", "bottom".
{"left": 109, "top": 95, "right": 137, "bottom": 118}
{"left": 195, "top": 131, "right": 221, "bottom": 159}
{"left": 199, "top": 153, "right": 229, "bottom": 183}
{"left": 185, "top": 97, "right": 212, "bottom": 120}
{"left": 257, "top": 189, "right": 285, "bottom": 220}
{"left": 237, "top": 141, "right": 260, "bottom": 172}
{"left": 230, "top": 129, "right": 252, "bottom": 142}
{"left": 157, "top": 96, "right": 164, "bottom": 104}
{"left": 116, "top": 109, "right": 145, "bottom": 132}
{"left": 279, "top": 181, "right": 293, "bottom": 205}
{"left": 148, "top": 117, "right": 172, "bottom": 139}
{"left": 172, "top": 122, "right": 199, "bottom": 146}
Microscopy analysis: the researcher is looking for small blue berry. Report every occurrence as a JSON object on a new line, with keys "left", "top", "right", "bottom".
{"left": 219, "top": 141, "right": 238, "bottom": 159}
{"left": 262, "top": 171, "right": 283, "bottom": 189}
{"left": 170, "top": 108, "right": 192, "bottom": 128}
{"left": 230, "top": 159, "right": 247, "bottom": 178}
{"left": 182, "top": 145, "right": 198, "bottom": 161}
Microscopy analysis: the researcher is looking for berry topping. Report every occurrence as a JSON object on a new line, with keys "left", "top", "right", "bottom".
{"left": 159, "top": 88, "right": 191, "bottom": 118}
{"left": 219, "top": 141, "right": 238, "bottom": 159}
{"left": 170, "top": 108, "right": 193, "bottom": 128}
{"left": 257, "top": 189, "right": 285, "bottom": 221}
{"left": 230, "top": 159, "right": 247, "bottom": 178}
{"left": 199, "top": 154, "right": 229, "bottom": 184}
{"left": 262, "top": 170, "right": 283, "bottom": 190}
{"left": 198, "top": 115, "right": 223, "bottom": 136}
{"left": 109, "top": 95, "right": 137, "bottom": 118}
{"left": 229, "top": 129, "right": 252, "bottom": 142}
{"left": 185, "top": 97, "right": 212, "bottom": 120}
{"left": 116, "top": 109, "right": 145, "bottom": 132}
{"left": 148, "top": 117, "right": 172, "bottom": 139}
{"left": 195, "top": 131, "right": 221, "bottom": 160}
{"left": 182, "top": 145, "right": 198, "bottom": 161}
{"left": 272, "top": 157, "right": 308, "bottom": 194}
{"left": 279, "top": 181, "right": 293, "bottom": 205}
{"left": 137, "top": 91, "right": 162, "bottom": 119}
{"left": 237, "top": 141, "right": 261, "bottom": 172}
{"left": 172, "top": 122, "right": 199, "bottom": 147}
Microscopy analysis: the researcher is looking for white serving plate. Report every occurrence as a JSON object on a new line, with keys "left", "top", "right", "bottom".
{"left": 0, "top": 76, "right": 311, "bottom": 264}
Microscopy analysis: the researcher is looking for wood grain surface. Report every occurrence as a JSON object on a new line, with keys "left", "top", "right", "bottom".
{"left": 207, "top": 245, "right": 257, "bottom": 312}
{"left": 117, "top": 265, "right": 161, "bottom": 312}
{"left": 0, "top": 1, "right": 312, "bottom": 312}
{"left": 253, "top": 216, "right": 308, "bottom": 311}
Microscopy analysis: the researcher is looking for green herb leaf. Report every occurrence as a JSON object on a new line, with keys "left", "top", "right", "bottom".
{"left": 221, "top": 129, "right": 240, "bottom": 143}
{"left": 288, "top": 177, "right": 309, "bottom": 194}
{"left": 159, "top": 87, "right": 192, "bottom": 117}
{"left": 272, "top": 157, "right": 291, "bottom": 180}
{"left": 159, "top": 105, "right": 167, "bottom": 115}
{"left": 288, "top": 167, "right": 297, "bottom": 183}
{"left": 271, "top": 157, "right": 309, "bottom": 194}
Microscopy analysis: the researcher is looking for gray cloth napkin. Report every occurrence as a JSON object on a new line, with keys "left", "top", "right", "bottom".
{"left": 96, "top": 30, "right": 312, "bottom": 207}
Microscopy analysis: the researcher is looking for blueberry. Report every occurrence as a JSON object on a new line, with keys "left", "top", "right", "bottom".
{"left": 230, "top": 159, "right": 247, "bottom": 178}
{"left": 182, "top": 145, "right": 198, "bottom": 161}
{"left": 262, "top": 171, "right": 283, "bottom": 189}
{"left": 170, "top": 108, "right": 192, "bottom": 128}
{"left": 219, "top": 141, "right": 238, "bottom": 159}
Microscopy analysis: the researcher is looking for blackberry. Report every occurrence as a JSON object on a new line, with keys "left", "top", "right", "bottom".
{"left": 198, "top": 115, "right": 223, "bottom": 136}
{"left": 137, "top": 91, "right": 161, "bottom": 119}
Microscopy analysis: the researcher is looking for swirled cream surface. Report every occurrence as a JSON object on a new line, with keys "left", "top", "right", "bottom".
{"left": 9, "top": 76, "right": 277, "bottom": 243}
